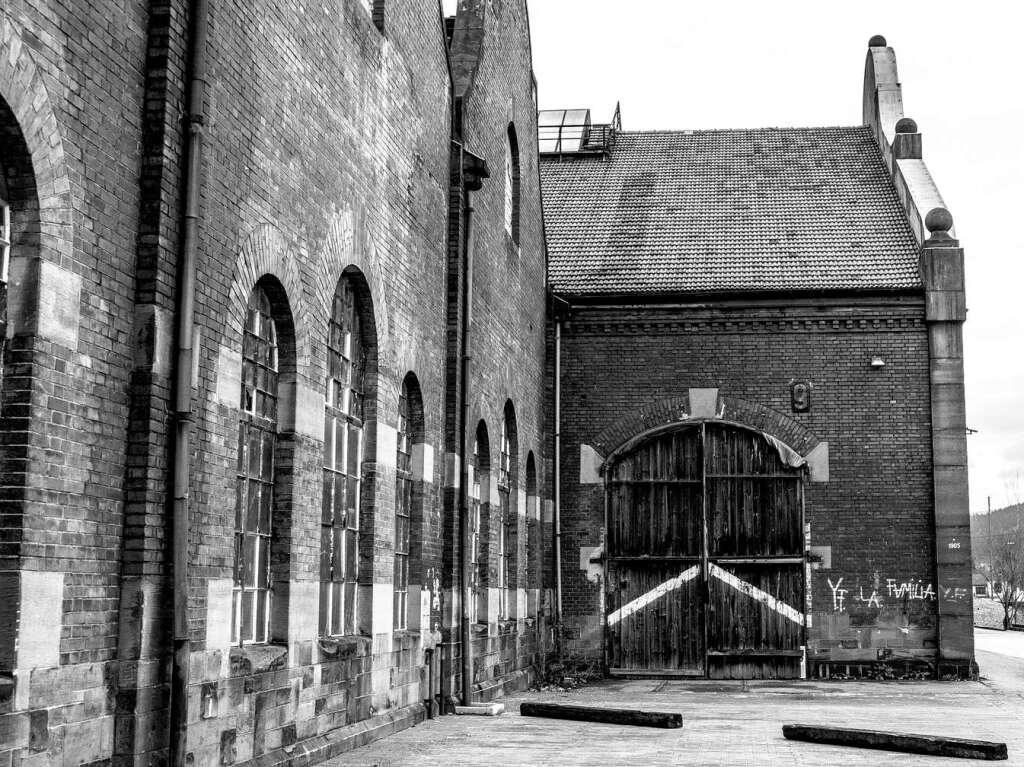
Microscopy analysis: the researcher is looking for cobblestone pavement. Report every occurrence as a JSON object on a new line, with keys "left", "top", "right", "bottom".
{"left": 326, "top": 633, "right": 1024, "bottom": 767}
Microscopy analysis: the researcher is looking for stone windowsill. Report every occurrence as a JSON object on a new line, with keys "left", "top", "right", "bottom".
{"left": 229, "top": 643, "right": 288, "bottom": 675}
{"left": 317, "top": 634, "right": 372, "bottom": 659}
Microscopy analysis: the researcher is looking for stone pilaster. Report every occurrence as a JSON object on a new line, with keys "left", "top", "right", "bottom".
{"left": 920, "top": 207, "right": 975, "bottom": 676}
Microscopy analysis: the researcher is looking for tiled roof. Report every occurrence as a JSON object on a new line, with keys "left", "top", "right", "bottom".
{"left": 539, "top": 127, "right": 921, "bottom": 296}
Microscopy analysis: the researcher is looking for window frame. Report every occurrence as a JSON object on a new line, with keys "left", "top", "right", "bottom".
{"left": 394, "top": 380, "right": 413, "bottom": 630}
{"left": 1, "top": 170, "right": 11, "bottom": 283}
{"left": 470, "top": 437, "right": 487, "bottom": 623}
{"left": 504, "top": 124, "right": 521, "bottom": 246}
{"left": 233, "top": 287, "right": 279, "bottom": 646}
{"left": 497, "top": 418, "right": 513, "bottom": 619}
{"left": 320, "top": 279, "right": 365, "bottom": 637}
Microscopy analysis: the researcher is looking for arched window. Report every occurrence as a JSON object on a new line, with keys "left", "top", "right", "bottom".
{"left": 525, "top": 451, "right": 538, "bottom": 592}
{"left": 394, "top": 373, "right": 424, "bottom": 630}
{"left": 0, "top": 163, "right": 10, "bottom": 380}
{"left": 498, "top": 403, "right": 518, "bottom": 619}
{"left": 504, "top": 124, "right": 521, "bottom": 245}
{"left": 321, "top": 277, "right": 365, "bottom": 636}
{"left": 470, "top": 421, "right": 490, "bottom": 623}
{"left": 0, "top": 98, "right": 40, "bottom": 671}
{"left": 0, "top": 166, "right": 10, "bottom": 283}
{"left": 234, "top": 286, "right": 279, "bottom": 644}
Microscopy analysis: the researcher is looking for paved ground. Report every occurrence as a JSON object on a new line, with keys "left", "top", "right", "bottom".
{"left": 328, "top": 630, "right": 1024, "bottom": 766}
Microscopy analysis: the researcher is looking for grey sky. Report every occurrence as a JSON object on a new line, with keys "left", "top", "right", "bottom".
{"left": 445, "top": 0, "right": 1024, "bottom": 511}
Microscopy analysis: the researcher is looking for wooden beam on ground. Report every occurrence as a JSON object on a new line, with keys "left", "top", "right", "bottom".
{"left": 782, "top": 724, "right": 1008, "bottom": 761}
{"left": 520, "top": 702, "right": 682, "bottom": 729}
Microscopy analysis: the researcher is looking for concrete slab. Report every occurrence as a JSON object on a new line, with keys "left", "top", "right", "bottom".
{"left": 323, "top": 631, "right": 1024, "bottom": 766}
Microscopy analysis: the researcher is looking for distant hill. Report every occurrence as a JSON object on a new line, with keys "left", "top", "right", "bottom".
{"left": 971, "top": 503, "right": 1024, "bottom": 565}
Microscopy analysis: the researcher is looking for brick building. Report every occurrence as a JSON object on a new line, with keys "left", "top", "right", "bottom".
{"left": 1, "top": 2, "right": 547, "bottom": 767}
{"left": 539, "top": 37, "right": 974, "bottom": 680}
{"left": 0, "top": 6, "right": 975, "bottom": 767}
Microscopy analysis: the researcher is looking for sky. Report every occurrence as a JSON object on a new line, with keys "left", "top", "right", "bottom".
{"left": 444, "top": 0, "right": 1024, "bottom": 512}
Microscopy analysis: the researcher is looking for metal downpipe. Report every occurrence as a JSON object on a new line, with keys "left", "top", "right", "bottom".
{"left": 170, "top": 0, "right": 208, "bottom": 763}
{"left": 554, "top": 318, "right": 563, "bottom": 622}
{"left": 459, "top": 194, "right": 476, "bottom": 706}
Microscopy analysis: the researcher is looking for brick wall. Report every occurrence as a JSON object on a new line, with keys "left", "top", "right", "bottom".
{"left": 448, "top": 0, "right": 549, "bottom": 699}
{"left": 177, "top": 2, "right": 456, "bottom": 765}
{"left": 2, "top": 1, "right": 552, "bottom": 765}
{"left": 1, "top": 3, "right": 149, "bottom": 767}
{"left": 555, "top": 296, "right": 941, "bottom": 673}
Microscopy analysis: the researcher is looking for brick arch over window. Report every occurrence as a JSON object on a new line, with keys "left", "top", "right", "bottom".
{"left": 228, "top": 224, "right": 312, "bottom": 383}
{"left": 0, "top": 16, "right": 73, "bottom": 273}
{"left": 592, "top": 394, "right": 823, "bottom": 467}
{"left": 0, "top": 88, "right": 43, "bottom": 672}
{"left": 319, "top": 207, "right": 391, "bottom": 350}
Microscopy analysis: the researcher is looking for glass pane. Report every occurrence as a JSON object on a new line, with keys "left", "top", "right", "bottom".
{"left": 339, "top": 581, "right": 352, "bottom": 634}
{"left": 332, "top": 527, "right": 344, "bottom": 581}
{"left": 335, "top": 420, "right": 347, "bottom": 472}
{"left": 345, "top": 529, "right": 359, "bottom": 580}
{"left": 232, "top": 533, "right": 244, "bottom": 584}
{"left": 398, "top": 556, "right": 408, "bottom": 589}
{"left": 321, "top": 470, "right": 334, "bottom": 525}
{"left": 234, "top": 479, "right": 246, "bottom": 531}
{"left": 346, "top": 478, "right": 359, "bottom": 528}
{"left": 333, "top": 474, "right": 346, "bottom": 526}
{"left": 324, "top": 415, "right": 335, "bottom": 468}
{"left": 396, "top": 515, "right": 409, "bottom": 554}
{"left": 242, "top": 534, "right": 258, "bottom": 586}
{"left": 231, "top": 590, "right": 239, "bottom": 642}
{"left": 255, "top": 590, "right": 268, "bottom": 643}
{"left": 261, "top": 432, "right": 274, "bottom": 478}
{"left": 240, "top": 590, "right": 254, "bottom": 642}
{"left": 259, "top": 484, "right": 272, "bottom": 531}
{"left": 320, "top": 526, "right": 333, "bottom": 580}
{"left": 257, "top": 536, "right": 270, "bottom": 589}
{"left": 246, "top": 481, "right": 261, "bottom": 532}
{"left": 248, "top": 428, "right": 261, "bottom": 477}
{"left": 347, "top": 427, "right": 361, "bottom": 476}
{"left": 537, "top": 109, "right": 566, "bottom": 127}
{"left": 319, "top": 581, "right": 330, "bottom": 635}
{"left": 343, "top": 582, "right": 357, "bottom": 635}
{"left": 236, "top": 427, "right": 247, "bottom": 473}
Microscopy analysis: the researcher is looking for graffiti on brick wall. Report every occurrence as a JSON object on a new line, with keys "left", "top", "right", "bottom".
{"left": 825, "top": 575, "right": 966, "bottom": 612}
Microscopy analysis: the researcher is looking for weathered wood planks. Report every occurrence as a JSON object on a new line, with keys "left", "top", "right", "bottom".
{"left": 782, "top": 724, "right": 1008, "bottom": 760}
{"left": 520, "top": 702, "right": 683, "bottom": 729}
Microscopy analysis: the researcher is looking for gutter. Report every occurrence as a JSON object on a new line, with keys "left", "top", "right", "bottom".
{"left": 170, "top": 0, "right": 208, "bottom": 763}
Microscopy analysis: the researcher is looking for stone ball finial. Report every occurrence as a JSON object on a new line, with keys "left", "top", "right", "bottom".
{"left": 869, "top": 35, "right": 887, "bottom": 47}
{"left": 895, "top": 117, "right": 918, "bottom": 134}
{"left": 925, "top": 207, "right": 954, "bottom": 234}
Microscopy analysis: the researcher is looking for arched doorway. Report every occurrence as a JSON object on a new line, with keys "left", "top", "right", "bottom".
{"left": 605, "top": 421, "right": 807, "bottom": 679}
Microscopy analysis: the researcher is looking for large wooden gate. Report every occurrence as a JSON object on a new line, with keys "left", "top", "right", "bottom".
{"left": 605, "top": 422, "right": 806, "bottom": 679}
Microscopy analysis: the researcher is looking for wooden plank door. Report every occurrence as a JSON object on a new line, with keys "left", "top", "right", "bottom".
{"left": 605, "top": 422, "right": 806, "bottom": 677}
{"left": 704, "top": 423, "right": 806, "bottom": 679}
{"left": 606, "top": 428, "right": 705, "bottom": 674}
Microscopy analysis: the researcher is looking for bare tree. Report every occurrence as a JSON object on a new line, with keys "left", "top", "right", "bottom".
{"left": 990, "top": 529, "right": 1024, "bottom": 630}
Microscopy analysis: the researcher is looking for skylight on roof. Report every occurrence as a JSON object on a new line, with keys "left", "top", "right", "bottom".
{"left": 538, "top": 109, "right": 591, "bottom": 153}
